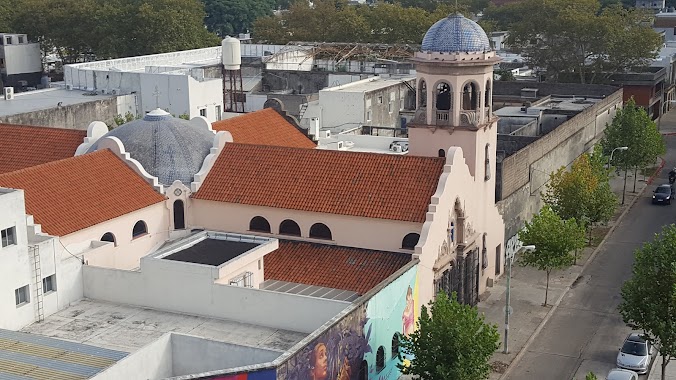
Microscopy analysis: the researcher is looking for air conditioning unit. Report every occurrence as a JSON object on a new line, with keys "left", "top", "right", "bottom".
{"left": 3, "top": 87, "right": 14, "bottom": 100}
{"left": 393, "top": 145, "right": 403, "bottom": 153}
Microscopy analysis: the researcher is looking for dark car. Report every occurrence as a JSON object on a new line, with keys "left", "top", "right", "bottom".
{"left": 653, "top": 184, "right": 675, "bottom": 205}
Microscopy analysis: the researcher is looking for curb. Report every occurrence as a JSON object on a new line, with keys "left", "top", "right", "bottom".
{"left": 499, "top": 159, "right": 665, "bottom": 380}
{"left": 662, "top": 132, "right": 676, "bottom": 136}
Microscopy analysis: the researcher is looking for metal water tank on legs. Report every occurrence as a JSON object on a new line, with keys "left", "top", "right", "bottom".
{"left": 221, "top": 36, "right": 241, "bottom": 70}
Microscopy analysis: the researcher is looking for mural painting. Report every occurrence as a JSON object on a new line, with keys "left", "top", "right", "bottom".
{"left": 212, "top": 368, "right": 276, "bottom": 380}
{"left": 363, "top": 266, "right": 418, "bottom": 380}
{"left": 277, "top": 307, "right": 370, "bottom": 380}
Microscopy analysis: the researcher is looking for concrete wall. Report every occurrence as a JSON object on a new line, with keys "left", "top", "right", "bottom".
{"left": 82, "top": 255, "right": 349, "bottom": 333}
{"left": 365, "top": 82, "right": 414, "bottom": 128}
{"left": 497, "top": 89, "right": 623, "bottom": 250}
{"left": 171, "top": 334, "right": 282, "bottom": 377}
{"left": 0, "top": 97, "right": 118, "bottom": 129}
{"left": 2, "top": 43, "right": 42, "bottom": 75}
{"left": 493, "top": 81, "right": 619, "bottom": 98}
{"left": 187, "top": 77, "right": 223, "bottom": 121}
{"left": 91, "top": 334, "right": 173, "bottom": 380}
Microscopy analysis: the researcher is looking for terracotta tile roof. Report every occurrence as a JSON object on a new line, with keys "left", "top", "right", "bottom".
{"left": 0, "top": 124, "right": 87, "bottom": 174}
{"left": 0, "top": 150, "right": 166, "bottom": 236}
{"left": 194, "top": 144, "right": 445, "bottom": 222}
{"left": 264, "top": 241, "right": 411, "bottom": 294}
{"left": 211, "top": 108, "right": 316, "bottom": 149}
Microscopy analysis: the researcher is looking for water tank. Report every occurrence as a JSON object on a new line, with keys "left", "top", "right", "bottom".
{"left": 40, "top": 75, "right": 51, "bottom": 89}
{"left": 221, "top": 36, "right": 241, "bottom": 70}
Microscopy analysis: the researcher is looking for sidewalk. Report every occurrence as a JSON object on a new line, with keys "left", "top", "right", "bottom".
{"left": 649, "top": 356, "right": 676, "bottom": 380}
{"left": 479, "top": 166, "right": 657, "bottom": 380}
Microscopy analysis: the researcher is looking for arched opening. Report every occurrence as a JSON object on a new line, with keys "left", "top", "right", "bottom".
{"left": 402, "top": 233, "right": 420, "bottom": 250}
{"left": 173, "top": 200, "right": 185, "bottom": 229}
{"left": 132, "top": 220, "right": 147, "bottom": 238}
{"left": 462, "top": 82, "right": 479, "bottom": 110}
{"left": 309, "top": 223, "right": 332, "bottom": 240}
{"left": 391, "top": 333, "right": 400, "bottom": 358}
{"left": 485, "top": 80, "right": 492, "bottom": 111}
{"left": 435, "top": 82, "right": 451, "bottom": 110}
{"left": 418, "top": 79, "right": 427, "bottom": 108}
{"left": 438, "top": 148, "right": 446, "bottom": 157}
{"left": 450, "top": 222, "right": 455, "bottom": 243}
{"left": 279, "top": 219, "right": 301, "bottom": 236}
{"left": 359, "top": 360, "right": 368, "bottom": 380}
{"left": 485, "top": 143, "right": 491, "bottom": 181}
{"left": 482, "top": 233, "right": 489, "bottom": 270}
{"left": 376, "top": 346, "right": 385, "bottom": 372}
{"left": 249, "top": 216, "right": 271, "bottom": 233}
{"left": 100, "top": 232, "right": 116, "bottom": 246}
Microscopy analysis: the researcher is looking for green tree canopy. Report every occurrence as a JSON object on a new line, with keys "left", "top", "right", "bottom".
{"left": 518, "top": 205, "right": 585, "bottom": 305}
{"left": 202, "top": 0, "right": 275, "bottom": 37}
{"left": 397, "top": 291, "right": 499, "bottom": 380}
{"left": 619, "top": 224, "right": 676, "bottom": 380}
{"left": 601, "top": 98, "right": 666, "bottom": 171}
{"left": 483, "top": 0, "right": 661, "bottom": 83}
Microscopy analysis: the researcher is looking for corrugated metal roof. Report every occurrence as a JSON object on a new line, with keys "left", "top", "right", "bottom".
{"left": 0, "top": 329, "right": 127, "bottom": 380}
{"left": 261, "top": 280, "right": 360, "bottom": 302}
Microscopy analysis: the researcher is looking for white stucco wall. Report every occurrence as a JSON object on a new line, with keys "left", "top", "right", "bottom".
{"left": 2, "top": 43, "right": 42, "bottom": 75}
{"left": 187, "top": 77, "right": 224, "bottom": 122}
{"left": 90, "top": 333, "right": 173, "bottom": 380}
{"left": 189, "top": 200, "right": 423, "bottom": 254}
{"left": 317, "top": 90, "right": 365, "bottom": 129}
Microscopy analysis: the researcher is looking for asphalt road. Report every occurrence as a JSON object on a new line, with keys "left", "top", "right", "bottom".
{"left": 505, "top": 136, "right": 676, "bottom": 380}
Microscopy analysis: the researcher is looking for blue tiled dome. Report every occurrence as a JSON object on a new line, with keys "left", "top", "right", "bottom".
{"left": 421, "top": 14, "right": 491, "bottom": 53}
{"left": 87, "top": 109, "right": 215, "bottom": 185}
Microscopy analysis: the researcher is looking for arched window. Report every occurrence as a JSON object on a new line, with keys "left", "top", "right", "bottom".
{"left": 485, "top": 80, "right": 492, "bottom": 110}
{"left": 484, "top": 143, "right": 491, "bottom": 181}
{"left": 450, "top": 222, "right": 455, "bottom": 243}
{"left": 391, "top": 333, "right": 400, "bottom": 358}
{"left": 173, "top": 200, "right": 185, "bottom": 229}
{"left": 249, "top": 216, "right": 271, "bottom": 233}
{"left": 309, "top": 223, "right": 332, "bottom": 240}
{"left": 279, "top": 219, "right": 301, "bottom": 236}
{"left": 132, "top": 221, "right": 147, "bottom": 238}
{"left": 101, "top": 232, "right": 116, "bottom": 246}
{"left": 359, "top": 360, "right": 368, "bottom": 380}
{"left": 402, "top": 233, "right": 420, "bottom": 250}
{"left": 436, "top": 82, "right": 451, "bottom": 111}
{"left": 462, "top": 82, "right": 479, "bottom": 110}
{"left": 419, "top": 79, "right": 427, "bottom": 108}
{"left": 438, "top": 148, "right": 446, "bottom": 157}
{"left": 482, "top": 233, "right": 489, "bottom": 270}
{"left": 376, "top": 346, "right": 385, "bottom": 372}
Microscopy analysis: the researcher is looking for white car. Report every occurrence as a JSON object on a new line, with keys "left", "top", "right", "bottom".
{"left": 607, "top": 368, "right": 638, "bottom": 380}
{"left": 616, "top": 333, "right": 654, "bottom": 374}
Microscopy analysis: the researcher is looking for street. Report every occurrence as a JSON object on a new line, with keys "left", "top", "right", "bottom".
{"left": 504, "top": 135, "right": 676, "bottom": 380}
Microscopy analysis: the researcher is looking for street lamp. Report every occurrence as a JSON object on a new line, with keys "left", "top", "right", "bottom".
{"left": 503, "top": 244, "right": 536, "bottom": 354}
{"left": 608, "top": 146, "right": 629, "bottom": 169}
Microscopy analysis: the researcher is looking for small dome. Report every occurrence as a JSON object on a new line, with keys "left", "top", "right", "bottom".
{"left": 87, "top": 109, "right": 215, "bottom": 185}
{"left": 421, "top": 14, "right": 491, "bottom": 53}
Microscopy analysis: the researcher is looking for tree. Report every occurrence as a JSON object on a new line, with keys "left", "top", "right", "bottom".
{"left": 585, "top": 146, "right": 617, "bottom": 242}
{"left": 397, "top": 291, "right": 499, "bottom": 380}
{"left": 518, "top": 205, "right": 585, "bottom": 305}
{"left": 585, "top": 372, "right": 598, "bottom": 380}
{"left": 202, "top": 0, "right": 275, "bottom": 37}
{"left": 484, "top": 0, "right": 661, "bottom": 83}
{"left": 601, "top": 98, "right": 666, "bottom": 190}
{"left": 619, "top": 224, "right": 676, "bottom": 380}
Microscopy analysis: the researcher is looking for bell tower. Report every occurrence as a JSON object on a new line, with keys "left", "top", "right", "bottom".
{"left": 408, "top": 14, "right": 500, "bottom": 179}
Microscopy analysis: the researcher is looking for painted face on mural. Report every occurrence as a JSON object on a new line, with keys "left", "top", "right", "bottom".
{"left": 310, "top": 343, "right": 328, "bottom": 380}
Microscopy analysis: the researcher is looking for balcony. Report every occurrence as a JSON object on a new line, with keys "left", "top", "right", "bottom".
{"left": 436, "top": 110, "right": 450, "bottom": 126}
{"left": 459, "top": 110, "right": 480, "bottom": 127}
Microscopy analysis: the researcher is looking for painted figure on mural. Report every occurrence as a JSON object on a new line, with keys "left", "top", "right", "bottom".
{"left": 309, "top": 342, "right": 353, "bottom": 380}
{"left": 402, "top": 286, "right": 415, "bottom": 337}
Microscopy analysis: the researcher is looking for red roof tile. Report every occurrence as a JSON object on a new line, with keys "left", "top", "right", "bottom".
{"left": 212, "top": 108, "right": 316, "bottom": 149}
{"left": 194, "top": 144, "right": 445, "bottom": 222}
{"left": 0, "top": 150, "right": 166, "bottom": 236}
{"left": 0, "top": 124, "right": 87, "bottom": 174}
{"left": 265, "top": 241, "right": 411, "bottom": 294}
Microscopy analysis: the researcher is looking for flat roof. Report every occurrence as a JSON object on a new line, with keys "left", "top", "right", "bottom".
{"left": 0, "top": 87, "right": 114, "bottom": 118}
{"left": 0, "top": 328, "right": 127, "bottom": 380}
{"left": 322, "top": 76, "right": 415, "bottom": 93}
{"left": 21, "top": 299, "right": 307, "bottom": 354}
{"left": 163, "top": 239, "right": 259, "bottom": 266}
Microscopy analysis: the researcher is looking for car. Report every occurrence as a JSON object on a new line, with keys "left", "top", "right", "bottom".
{"left": 607, "top": 368, "right": 639, "bottom": 380}
{"left": 616, "top": 333, "right": 654, "bottom": 374}
{"left": 652, "top": 184, "right": 675, "bottom": 205}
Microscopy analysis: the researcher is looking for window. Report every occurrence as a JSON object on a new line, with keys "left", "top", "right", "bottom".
{"left": 216, "top": 105, "right": 222, "bottom": 120}
{"left": 419, "top": 79, "right": 427, "bottom": 108}
{"left": 15, "top": 285, "right": 29, "bottom": 306}
{"left": 378, "top": 96, "right": 383, "bottom": 104}
{"left": 132, "top": 220, "right": 147, "bottom": 238}
{"left": 388, "top": 101, "right": 393, "bottom": 113}
{"left": 1, "top": 226, "right": 16, "bottom": 247}
{"left": 100, "top": 232, "right": 116, "bottom": 246}
{"left": 359, "top": 360, "right": 368, "bottom": 380}
{"left": 366, "top": 110, "right": 372, "bottom": 122}
{"left": 485, "top": 143, "right": 491, "bottom": 181}
{"left": 391, "top": 333, "right": 400, "bottom": 358}
{"left": 199, "top": 108, "right": 207, "bottom": 117}
{"left": 43, "top": 274, "right": 56, "bottom": 293}
{"left": 402, "top": 233, "right": 420, "bottom": 250}
{"left": 400, "top": 99, "right": 404, "bottom": 111}
{"left": 482, "top": 234, "right": 488, "bottom": 270}
{"left": 309, "top": 223, "right": 332, "bottom": 240}
{"left": 5, "top": 36, "right": 12, "bottom": 45}
{"left": 436, "top": 82, "right": 451, "bottom": 110}
{"left": 249, "top": 216, "right": 271, "bottom": 233}
{"left": 376, "top": 346, "right": 385, "bottom": 372}
{"left": 462, "top": 82, "right": 479, "bottom": 110}
{"left": 173, "top": 200, "right": 185, "bottom": 229}
{"left": 229, "top": 271, "right": 253, "bottom": 288}
{"left": 279, "top": 219, "right": 301, "bottom": 236}
{"left": 18, "top": 35, "right": 24, "bottom": 43}
{"left": 438, "top": 149, "right": 446, "bottom": 158}
{"left": 495, "top": 245, "right": 502, "bottom": 275}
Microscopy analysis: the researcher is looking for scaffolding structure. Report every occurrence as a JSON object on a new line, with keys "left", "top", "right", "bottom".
{"left": 271, "top": 42, "right": 418, "bottom": 68}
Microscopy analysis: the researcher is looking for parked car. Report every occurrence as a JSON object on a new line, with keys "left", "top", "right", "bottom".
{"left": 652, "top": 184, "right": 675, "bottom": 205}
{"left": 607, "top": 368, "right": 639, "bottom": 380}
{"left": 616, "top": 333, "right": 654, "bottom": 374}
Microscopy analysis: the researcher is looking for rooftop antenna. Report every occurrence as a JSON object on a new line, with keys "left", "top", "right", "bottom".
{"left": 152, "top": 86, "right": 161, "bottom": 109}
